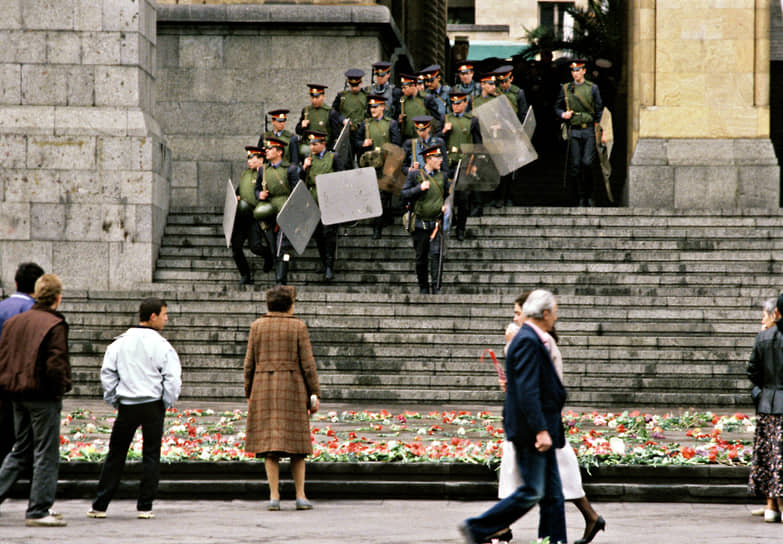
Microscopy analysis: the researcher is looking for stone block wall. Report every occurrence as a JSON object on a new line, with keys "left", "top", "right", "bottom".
{"left": 0, "top": 0, "right": 170, "bottom": 290}
{"left": 156, "top": 4, "right": 404, "bottom": 207}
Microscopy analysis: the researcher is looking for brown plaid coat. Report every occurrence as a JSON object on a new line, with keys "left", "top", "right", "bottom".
{"left": 243, "top": 312, "right": 320, "bottom": 455}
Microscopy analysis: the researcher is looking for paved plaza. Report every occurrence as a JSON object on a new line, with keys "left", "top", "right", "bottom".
{"left": 0, "top": 498, "right": 780, "bottom": 543}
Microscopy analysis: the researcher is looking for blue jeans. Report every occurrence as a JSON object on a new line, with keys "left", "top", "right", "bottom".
{"left": 0, "top": 399, "right": 62, "bottom": 519}
{"left": 465, "top": 442, "right": 566, "bottom": 543}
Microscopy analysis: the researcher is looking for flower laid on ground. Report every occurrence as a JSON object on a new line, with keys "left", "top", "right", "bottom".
{"left": 58, "top": 408, "right": 755, "bottom": 467}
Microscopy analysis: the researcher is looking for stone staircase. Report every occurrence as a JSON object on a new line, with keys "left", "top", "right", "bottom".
{"left": 26, "top": 206, "right": 783, "bottom": 408}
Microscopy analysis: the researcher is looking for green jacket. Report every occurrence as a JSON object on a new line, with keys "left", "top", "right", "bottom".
{"left": 303, "top": 152, "right": 335, "bottom": 204}
{"left": 238, "top": 168, "right": 259, "bottom": 207}
{"left": 413, "top": 171, "right": 446, "bottom": 221}
{"left": 263, "top": 162, "right": 292, "bottom": 213}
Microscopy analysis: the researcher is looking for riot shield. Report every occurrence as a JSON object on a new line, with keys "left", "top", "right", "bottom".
{"left": 316, "top": 167, "right": 383, "bottom": 226}
{"left": 597, "top": 108, "right": 614, "bottom": 203}
{"left": 379, "top": 142, "right": 406, "bottom": 194}
{"left": 474, "top": 94, "right": 537, "bottom": 176}
{"left": 521, "top": 105, "right": 536, "bottom": 141}
{"left": 442, "top": 176, "right": 456, "bottom": 231}
{"left": 333, "top": 122, "right": 353, "bottom": 169}
{"left": 276, "top": 181, "right": 321, "bottom": 255}
{"left": 454, "top": 144, "right": 501, "bottom": 192}
{"left": 222, "top": 179, "right": 237, "bottom": 248}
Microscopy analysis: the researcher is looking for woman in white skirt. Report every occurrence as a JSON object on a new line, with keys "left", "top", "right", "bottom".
{"left": 497, "top": 292, "right": 606, "bottom": 544}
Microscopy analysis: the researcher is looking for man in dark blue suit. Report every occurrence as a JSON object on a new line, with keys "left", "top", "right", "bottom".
{"left": 460, "top": 289, "right": 568, "bottom": 544}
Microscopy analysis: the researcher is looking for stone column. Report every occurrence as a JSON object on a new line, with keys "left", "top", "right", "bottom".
{"left": 0, "top": 0, "right": 170, "bottom": 290}
{"left": 627, "top": 0, "right": 779, "bottom": 208}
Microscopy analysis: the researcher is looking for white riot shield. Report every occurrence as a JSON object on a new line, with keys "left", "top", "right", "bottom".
{"left": 597, "top": 108, "right": 614, "bottom": 203}
{"left": 277, "top": 182, "right": 321, "bottom": 255}
{"left": 475, "top": 94, "right": 537, "bottom": 175}
{"left": 316, "top": 167, "right": 383, "bottom": 226}
{"left": 522, "top": 105, "right": 536, "bottom": 141}
{"left": 222, "top": 179, "right": 237, "bottom": 248}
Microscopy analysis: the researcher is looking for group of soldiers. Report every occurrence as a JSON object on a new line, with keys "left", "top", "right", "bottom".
{"left": 229, "top": 58, "right": 604, "bottom": 294}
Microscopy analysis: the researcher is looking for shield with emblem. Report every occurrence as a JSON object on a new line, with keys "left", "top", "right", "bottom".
{"left": 276, "top": 181, "right": 321, "bottom": 255}
{"left": 454, "top": 144, "right": 501, "bottom": 192}
{"left": 316, "top": 167, "right": 383, "bottom": 226}
{"left": 597, "top": 108, "right": 614, "bottom": 203}
{"left": 379, "top": 142, "right": 406, "bottom": 194}
{"left": 522, "top": 105, "right": 536, "bottom": 142}
{"left": 222, "top": 179, "right": 237, "bottom": 248}
{"left": 333, "top": 122, "right": 353, "bottom": 169}
{"left": 474, "top": 94, "right": 537, "bottom": 175}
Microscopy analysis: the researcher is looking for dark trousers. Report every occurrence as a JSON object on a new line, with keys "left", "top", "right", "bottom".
{"left": 0, "top": 399, "right": 62, "bottom": 519}
{"left": 313, "top": 222, "right": 337, "bottom": 267}
{"left": 454, "top": 190, "right": 471, "bottom": 233}
{"left": 0, "top": 399, "right": 14, "bottom": 465}
{"left": 465, "top": 443, "right": 566, "bottom": 543}
{"left": 411, "top": 221, "right": 442, "bottom": 291}
{"left": 373, "top": 190, "right": 393, "bottom": 230}
{"left": 567, "top": 127, "right": 596, "bottom": 202}
{"left": 231, "top": 214, "right": 270, "bottom": 278}
{"left": 92, "top": 401, "right": 165, "bottom": 512}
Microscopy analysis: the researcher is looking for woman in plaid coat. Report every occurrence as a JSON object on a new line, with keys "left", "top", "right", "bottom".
{"left": 244, "top": 285, "right": 321, "bottom": 511}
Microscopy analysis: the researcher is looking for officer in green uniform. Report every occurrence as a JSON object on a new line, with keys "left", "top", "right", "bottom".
{"left": 441, "top": 91, "right": 482, "bottom": 241}
{"left": 471, "top": 72, "right": 500, "bottom": 214}
{"left": 299, "top": 130, "right": 344, "bottom": 281}
{"left": 555, "top": 59, "right": 605, "bottom": 206}
{"left": 255, "top": 137, "right": 301, "bottom": 285}
{"left": 401, "top": 144, "right": 450, "bottom": 295}
{"left": 355, "top": 95, "right": 402, "bottom": 239}
{"left": 296, "top": 84, "right": 332, "bottom": 150}
{"left": 398, "top": 73, "right": 437, "bottom": 141}
{"left": 232, "top": 145, "right": 273, "bottom": 285}
{"left": 330, "top": 68, "right": 369, "bottom": 166}
{"left": 260, "top": 109, "right": 300, "bottom": 166}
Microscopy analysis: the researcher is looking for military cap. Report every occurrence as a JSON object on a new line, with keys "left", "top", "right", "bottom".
{"left": 449, "top": 91, "right": 469, "bottom": 103}
{"left": 345, "top": 68, "right": 365, "bottom": 83}
{"left": 372, "top": 61, "right": 392, "bottom": 74}
{"left": 422, "top": 144, "right": 442, "bottom": 158}
{"left": 399, "top": 73, "right": 417, "bottom": 86}
{"left": 494, "top": 65, "right": 514, "bottom": 81}
{"left": 570, "top": 59, "right": 587, "bottom": 70}
{"left": 307, "top": 84, "right": 328, "bottom": 96}
{"left": 455, "top": 61, "right": 476, "bottom": 73}
{"left": 268, "top": 109, "right": 289, "bottom": 121}
{"left": 305, "top": 130, "right": 327, "bottom": 143}
{"left": 245, "top": 145, "right": 264, "bottom": 156}
{"left": 412, "top": 115, "right": 433, "bottom": 129}
{"left": 416, "top": 73, "right": 427, "bottom": 84}
{"left": 478, "top": 73, "right": 496, "bottom": 83}
{"left": 420, "top": 64, "right": 441, "bottom": 77}
{"left": 265, "top": 136, "right": 287, "bottom": 150}
{"left": 367, "top": 94, "right": 387, "bottom": 106}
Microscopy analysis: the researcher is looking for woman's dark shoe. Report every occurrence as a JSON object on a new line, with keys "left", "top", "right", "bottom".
{"left": 487, "top": 527, "right": 513, "bottom": 542}
{"left": 575, "top": 515, "right": 606, "bottom": 544}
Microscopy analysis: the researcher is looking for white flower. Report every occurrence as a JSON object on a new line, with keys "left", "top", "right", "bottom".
{"left": 609, "top": 437, "right": 625, "bottom": 455}
{"left": 457, "top": 427, "right": 466, "bottom": 436}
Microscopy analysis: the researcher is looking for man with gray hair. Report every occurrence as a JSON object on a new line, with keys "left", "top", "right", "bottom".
{"left": 460, "top": 289, "right": 567, "bottom": 544}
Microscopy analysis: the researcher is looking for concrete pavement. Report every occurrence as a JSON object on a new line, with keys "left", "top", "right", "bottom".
{"left": 0, "top": 498, "right": 779, "bottom": 544}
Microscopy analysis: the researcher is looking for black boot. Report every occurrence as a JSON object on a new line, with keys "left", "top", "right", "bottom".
{"left": 275, "top": 260, "right": 289, "bottom": 285}
{"left": 372, "top": 225, "right": 382, "bottom": 240}
{"left": 324, "top": 255, "right": 334, "bottom": 281}
{"left": 416, "top": 264, "right": 429, "bottom": 294}
{"left": 430, "top": 257, "right": 440, "bottom": 294}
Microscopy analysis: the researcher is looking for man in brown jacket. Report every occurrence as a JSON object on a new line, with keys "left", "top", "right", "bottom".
{"left": 0, "top": 274, "right": 71, "bottom": 527}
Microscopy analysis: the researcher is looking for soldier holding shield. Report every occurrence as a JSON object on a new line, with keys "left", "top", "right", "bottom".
{"left": 401, "top": 144, "right": 450, "bottom": 295}
{"left": 255, "top": 137, "right": 301, "bottom": 285}
{"left": 355, "top": 95, "right": 402, "bottom": 239}
{"left": 232, "top": 145, "right": 273, "bottom": 286}
{"left": 330, "top": 69, "right": 370, "bottom": 166}
{"left": 441, "top": 91, "right": 481, "bottom": 241}
{"left": 299, "top": 130, "right": 344, "bottom": 280}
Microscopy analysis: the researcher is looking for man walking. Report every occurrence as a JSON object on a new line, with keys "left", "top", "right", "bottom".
{"left": 88, "top": 297, "right": 182, "bottom": 519}
{"left": 460, "top": 289, "right": 567, "bottom": 544}
{"left": 0, "top": 262, "right": 45, "bottom": 464}
{"left": 0, "top": 273, "right": 70, "bottom": 527}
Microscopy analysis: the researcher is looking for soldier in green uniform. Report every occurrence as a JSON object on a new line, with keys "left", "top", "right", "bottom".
{"left": 398, "top": 73, "right": 438, "bottom": 141}
{"left": 231, "top": 145, "right": 273, "bottom": 285}
{"left": 555, "top": 59, "right": 605, "bottom": 206}
{"left": 260, "top": 109, "right": 300, "bottom": 166}
{"left": 401, "top": 144, "right": 450, "bottom": 295}
{"left": 255, "top": 137, "right": 302, "bottom": 285}
{"left": 355, "top": 95, "right": 402, "bottom": 239}
{"left": 330, "top": 68, "right": 369, "bottom": 166}
{"left": 299, "top": 130, "right": 344, "bottom": 281}
{"left": 296, "top": 84, "right": 332, "bottom": 151}
{"left": 441, "top": 91, "right": 482, "bottom": 241}
{"left": 472, "top": 72, "right": 499, "bottom": 109}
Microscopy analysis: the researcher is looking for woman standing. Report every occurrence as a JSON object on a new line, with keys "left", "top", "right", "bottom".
{"left": 244, "top": 285, "right": 321, "bottom": 511}
{"left": 748, "top": 294, "right": 783, "bottom": 522}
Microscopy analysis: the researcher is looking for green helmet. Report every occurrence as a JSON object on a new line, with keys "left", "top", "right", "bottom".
{"left": 253, "top": 201, "right": 276, "bottom": 220}
{"left": 237, "top": 199, "right": 254, "bottom": 217}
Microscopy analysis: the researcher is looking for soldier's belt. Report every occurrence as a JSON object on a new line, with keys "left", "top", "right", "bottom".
{"left": 571, "top": 123, "right": 590, "bottom": 129}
